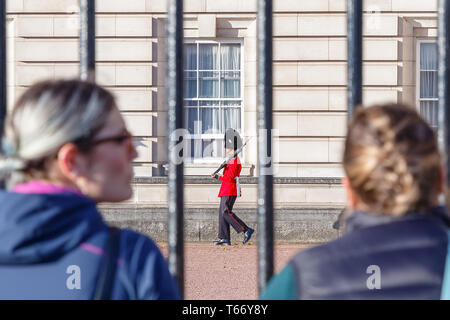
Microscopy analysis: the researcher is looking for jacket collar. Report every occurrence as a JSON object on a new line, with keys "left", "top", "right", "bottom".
{"left": 344, "top": 206, "right": 450, "bottom": 234}
{"left": 0, "top": 191, "right": 107, "bottom": 264}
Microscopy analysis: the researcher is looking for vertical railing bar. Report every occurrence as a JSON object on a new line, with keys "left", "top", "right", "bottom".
{"left": 257, "top": 0, "right": 274, "bottom": 295}
{"left": 80, "top": 0, "right": 95, "bottom": 82}
{"left": 347, "top": 0, "right": 363, "bottom": 119}
{"left": 167, "top": 0, "right": 184, "bottom": 298}
{"left": 438, "top": 0, "right": 450, "bottom": 204}
{"left": 0, "top": 0, "right": 6, "bottom": 190}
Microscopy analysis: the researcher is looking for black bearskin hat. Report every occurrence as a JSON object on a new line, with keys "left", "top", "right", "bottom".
{"left": 224, "top": 128, "right": 242, "bottom": 151}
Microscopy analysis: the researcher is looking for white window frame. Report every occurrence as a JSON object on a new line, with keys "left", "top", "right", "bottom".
{"left": 183, "top": 39, "right": 245, "bottom": 164}
{"left": 416, "top": 39, "right": 438, "bottom": 127}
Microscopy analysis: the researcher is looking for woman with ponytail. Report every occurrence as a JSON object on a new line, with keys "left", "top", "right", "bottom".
{"left": 261, "top": 103, "right": 450, "bottom": 299}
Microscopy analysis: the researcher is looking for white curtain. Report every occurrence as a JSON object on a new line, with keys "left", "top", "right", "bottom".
{"left": 223, "top": 106, "right": 241, "bottom": 132}
{"left": 199, "top": 71, "right": 219, "bottom": 98}
{"left": 420, "top": 43, "right": 438, "bottom": 128}
{"left": 184, "top": 44, "right": 197, "bottom": 69}
{"left": 199, "top": 44, "right": 219, "bottom": 70}
{"left": 184, "top": 45, "right": 197, "bottom": 98}
{"left": 198, "top": 45, "right": 219, "bottom": 98}
{"left": 420, "top": 43, "right": 437, "bottom": 70}
{"left": 185, "top": 107, "right": 198, "bottom": 134}
{"left": 201, "top": 139, "right": 225, "bottom": 158}
{"left": 184, "top": 71, "right": 197, "bottom": 98}
{"left": 222, "top": 71, "right": 240, "bottom": 98}
{"left": 200, "top": 104, "right": 220, "bottom": 134}
{"left": 221, "top": 44, "right": 240, "bottom": 98}
{"left": 221, "top": 44, "right": 240, "bottom": 70}
{"left": 421, "top": 101, "right": 438, "bottom": 127}
{"left": 221, "top": 44, "right": 241, "bottom": 138}
{"left": 184, "top": 43, "right": 242, "bottom": 158}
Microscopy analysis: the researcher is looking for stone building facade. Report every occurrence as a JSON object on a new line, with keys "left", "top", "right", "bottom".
{"left": 5, "top": 0, "right": 440, "bottom": 242}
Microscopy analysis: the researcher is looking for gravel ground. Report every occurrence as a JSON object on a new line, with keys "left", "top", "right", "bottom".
{"left": 158, "top": 241, "right": 313, "bottom": 300}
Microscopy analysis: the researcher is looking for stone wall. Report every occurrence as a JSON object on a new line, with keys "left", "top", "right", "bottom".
{"left": 98, "top": 177, "right": 344, "bottom": 243}
{"left": 99, "top": 204, "right": 344, "bottom": 243}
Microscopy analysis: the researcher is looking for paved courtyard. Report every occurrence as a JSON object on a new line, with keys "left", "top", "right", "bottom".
{"left": 158, "top": 242, "right": 313, "bottom": 300}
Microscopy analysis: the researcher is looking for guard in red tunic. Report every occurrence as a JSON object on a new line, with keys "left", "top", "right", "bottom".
{"left": 211, "top": 128, "right": 254, "bottom": 246}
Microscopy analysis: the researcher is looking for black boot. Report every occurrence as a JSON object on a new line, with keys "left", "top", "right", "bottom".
{"left": 243, "top": 228, "right": 254, "bottom": 245}
{"left": 213, "top": 239, "right": 231, "bottom": 246}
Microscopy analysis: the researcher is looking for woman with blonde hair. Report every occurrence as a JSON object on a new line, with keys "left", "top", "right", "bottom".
{"left": 261, "top": 103, "right": 450, "bottom": 299}
{"left": 0, "top": 79, "right": 180, "bottom": 299}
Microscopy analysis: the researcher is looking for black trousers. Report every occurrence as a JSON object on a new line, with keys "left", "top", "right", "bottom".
{"left": 218, "top": 196, "right": 249, "bottom": 241}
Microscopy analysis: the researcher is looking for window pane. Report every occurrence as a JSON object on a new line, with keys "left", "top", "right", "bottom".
{"left": 199, "top": 100, "right": 219, "bottom": 107}
{"left": 216, "top": 139, "right": 225, "bottom": 158}
{"left": 420, "top": 43, "right": 438, "bottom": 70}
{"left": 201, "top": 139, "right": 215, "bottom": 158}
{"left": 222, "top": 100, "right": 241, "bottom": 107}
{"left": 199, "top": 44, "right": 219, "bottom": 70}
{"left": 182, "top": 42, "right": 242, "bottom": 160}
{"left": 201, "top": 139, "right": 223, "bottom": 158}
{"left": 199, "top": 71, "right": 219, "bottom": 98}
{"left": 189, "top": 139, "right": 203, "bottom": 159}
{"left": 185, "top": 100, "right": 197, "bottom": 107}
{"left": 223, "top": 108, "right": 241, "bottom": 132}
{"left": 420, "top": 71, "right": 438, "bottom": 98}
{"left": 200, "top": 107, "right": 220, "bottom": 134}
{"left": 420, "top": 101, "right": 439, "bottom": 128}
{"left": 184, "top": 71, "right": 197, "bottom": 98}
{"left": 185, "top": 107, "right": 198, "bottom": 134}
{"left": 221, "top": 71, "right": 241, "bottom": 98}
{"left": 221, "top": 44, "right": 241, "bottom": 70}
{"left": 184, "top": 44, "right": 197, "bottom": 70}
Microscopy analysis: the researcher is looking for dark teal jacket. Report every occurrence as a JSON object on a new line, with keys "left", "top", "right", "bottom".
{"left": 262, "top": 207, "right": 450, "bottom": 300}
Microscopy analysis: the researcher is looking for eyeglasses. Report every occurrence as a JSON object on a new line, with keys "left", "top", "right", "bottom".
{"left": 90, "top": 130, "right": 133, "bottom": 147}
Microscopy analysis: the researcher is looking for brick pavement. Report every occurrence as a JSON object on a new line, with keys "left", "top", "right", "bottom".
{"left": 158, "top": 242, "right": 313, "bottom": 300}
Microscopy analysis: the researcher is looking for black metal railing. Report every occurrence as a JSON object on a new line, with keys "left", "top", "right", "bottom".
{"left": 166, "top": 0, "right": 185, "bottom": 298}
{"left": 439, "top": 0, "right": 450, "bottom": 198}
{"left": 257, "top": 0, "right": 274, "bottom": 294}
{"left": 0, "top": 0, "right": 6, "bottom": 189}
{"left": 347, "top": 0, "right": 363, "bottom": 119}
{"left": 80, "top": 0, "right": 96, "bottom": 82}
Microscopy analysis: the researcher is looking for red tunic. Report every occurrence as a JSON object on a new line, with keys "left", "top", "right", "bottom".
{"left": 218, "top": 156, "right": 242, "bottom": 197}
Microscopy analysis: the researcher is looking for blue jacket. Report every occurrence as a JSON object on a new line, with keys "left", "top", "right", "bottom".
{"left": 261, "top": 207, "right": 450, "bottom": 299}
{"left": 0, "top": 191, "right": 181, "bottom": 299}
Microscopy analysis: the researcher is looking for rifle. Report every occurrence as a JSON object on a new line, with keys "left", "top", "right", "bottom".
{"left": 212, "top": 137, "right": 251, "bottom": 175}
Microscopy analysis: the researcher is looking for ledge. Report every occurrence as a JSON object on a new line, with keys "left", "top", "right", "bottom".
{"left": 133, "top": 176, "right": 343, "bottom": 185}
{"left": 99, "top": 205, "right": 345, "bottom": 243}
